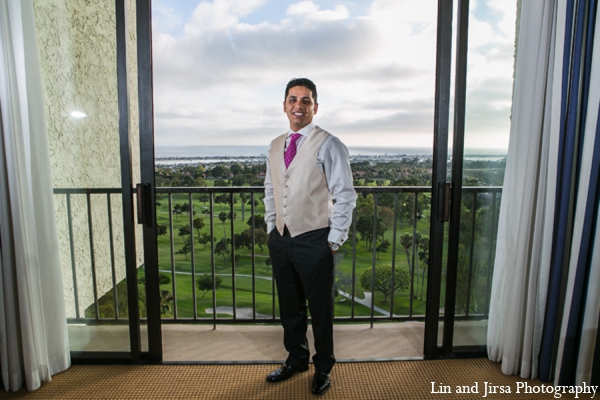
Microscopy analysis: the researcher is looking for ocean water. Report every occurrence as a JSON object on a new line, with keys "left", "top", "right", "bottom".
{"left": 155, "top": 145, "right": 507, "bottom": 158}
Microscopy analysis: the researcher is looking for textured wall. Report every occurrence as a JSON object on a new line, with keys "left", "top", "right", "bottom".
{"left": 34, "top": 0, "right": 143, "bottom": 319}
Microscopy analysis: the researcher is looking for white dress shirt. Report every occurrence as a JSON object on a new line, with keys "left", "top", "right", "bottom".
{"left": 264, "top": 123, "right": 357, "bottom": 246}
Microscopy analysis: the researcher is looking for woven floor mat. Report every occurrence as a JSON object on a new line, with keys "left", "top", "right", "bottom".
{"left": 3, "top": 358, "right": 581, "bottom": 399}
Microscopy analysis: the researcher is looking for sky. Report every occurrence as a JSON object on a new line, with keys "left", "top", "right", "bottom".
{"left": 151, "top": 0, "right": 517, "bottom": 156}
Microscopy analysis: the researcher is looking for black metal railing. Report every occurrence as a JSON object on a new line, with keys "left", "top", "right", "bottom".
{"left": 54, "top": 186, "right": 502, "bottom": 326}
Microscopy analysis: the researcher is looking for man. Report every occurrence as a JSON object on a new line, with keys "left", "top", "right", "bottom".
{"left": 263, "top": 78, "right": 356, "bottom": 396}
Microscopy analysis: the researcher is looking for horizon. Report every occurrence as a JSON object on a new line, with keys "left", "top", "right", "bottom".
{"left": 155, "top": 144, "right": 508, "bottom": 159}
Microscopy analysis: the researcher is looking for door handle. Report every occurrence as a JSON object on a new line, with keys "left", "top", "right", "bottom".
{"left": 136, "top": 183, "right": 153, "bottom": 227}
{"left": 437, "top": 182, "right": 451, "bottom": 222}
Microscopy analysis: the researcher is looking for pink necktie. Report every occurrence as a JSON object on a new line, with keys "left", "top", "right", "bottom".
{"left": 284, "top": 133, "right": 302, "bottom": 169}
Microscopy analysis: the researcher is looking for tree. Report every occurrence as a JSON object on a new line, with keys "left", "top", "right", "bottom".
{"left": 215, "top": 238, "right": 230, "bottom": 261}
{"left": 356, "top": 215, "right": 385, "bottom": 247}
{"left": 159, "top": 273, "right": 171, "bottom": 286}
{"left": 173, "top": 203, "right": 182, "bottom": 219}
{"left": 198, "top": 232, "right": 213, "bottom": 249}
{"left": 234, "top": 230, "right": 251, "bottom": 250}
{"left": 247, "top": 214, "right": 267, "bottom": 231}
{"left": 356, "top": 215, "right": 376, "bottom": 247}
{"left": 230, "top": 163, "right": 243, "bottom": 175}
{"left": 218, "top": 211, "right": 229, "bottom": 238}
{"left": 196, "top": 274, "right": 223, "bottom": 298}
{"left": 399, "top": 233, "right": 416, "bottom": 297}
{"left": 255, "top": 229, "right": 268, "bottom": 251}
{"left": 231, "top": 173, "right": 246, "bottom": 186}
{"left": 209, "top": 165, "right": 229, "bottom": 179}
{"left": 193, "top": 217, "right": 205, "bottom": 238}
{"left": 400, "top": 233, "right": 427, "bottom": 299}
{"left": 160, "top": 290, "right": 174, "bottom": 315}
{"left": 417, "top": 236, "right": 430, "bottom": 300}
{"left": 377, "top": 206, "right": 394, "bottom": 242}
{"left": 178, "top": 225, "right": 191, "bottom": 243}
{"left": 181, "top": 202, "right": 191, "bottom": 215}
{"left": 137, "top": 272, "right": 173, "bottom": 314}
{"left": 140, "top": 272, "right": 171, "bottom": 287}
{"left": 176, "top": 236, "right": 192, "bottom": 260}
{"left": 360, "top": 265, "right": 410, "bottom": 302}
{"left": 215, "top": 193, "right": 236, "bottom": 211}
{"left": 239, "top": 193, "right": 250, "bottom": 220}
{"left": 156, "top": 223, "right": 168, "bottom": 236}
{"left": 214, "top": 194, "right": 228, "bottom": 209}
{"left": 197, "top": 194, "right": 210, "bottom": 206}
{"left": 376, "top": 239, "right": 390, "bottom": 258}
{"left": 176, "top": 225, "right": 192, "bottom": 260}
{"left": 194, "top": 176, "right": 207, "bottom": 187}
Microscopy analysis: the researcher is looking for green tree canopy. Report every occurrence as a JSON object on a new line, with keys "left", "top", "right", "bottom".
{"left": 196, "top": 274, "right": 223, "bottom": 298}
{"left": 360, "top": 265, "right": 410, "bottom": 302}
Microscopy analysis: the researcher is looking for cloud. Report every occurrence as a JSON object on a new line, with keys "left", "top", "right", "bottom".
{"left": 152, "top": 0, "right": 517, "bottom": 152}
{"left": 286, "top": 1, "right": 350, "bottom": 22}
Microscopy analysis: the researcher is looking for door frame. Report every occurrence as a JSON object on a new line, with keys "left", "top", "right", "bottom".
{"left": 132, "top": 0, "right": 487, "bottom": 362}
{"left": 423, "top": 0, "right": 454, "bottom": 359}
{"left": 423, "top": 0, "right": 486, "bottom": 359}
{"left": 136, "top": 0, "right": 163, "bottom": 362}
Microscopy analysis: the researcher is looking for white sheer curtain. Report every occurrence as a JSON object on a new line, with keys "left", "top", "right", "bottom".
{"left": 0, "top": 0, "right": 70, "bottom": 392}
{"left": 487, "top": 0, "right": 561, "bottom": 379}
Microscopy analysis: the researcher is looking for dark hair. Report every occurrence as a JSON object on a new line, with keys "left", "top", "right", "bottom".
{"left": 284, "top": 78, "right": 318, "bottom": 103}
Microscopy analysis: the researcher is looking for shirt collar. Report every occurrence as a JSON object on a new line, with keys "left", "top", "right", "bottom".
{"left": 288, "top": 123, "right": 315, "bottom": 138}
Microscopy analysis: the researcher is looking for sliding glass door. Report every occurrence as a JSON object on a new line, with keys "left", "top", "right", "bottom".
{"left": 426, "top": 0, "right": 517, "bottom": 357}
{"left": 36, "top": 0, "right": 160, "bottom": 362}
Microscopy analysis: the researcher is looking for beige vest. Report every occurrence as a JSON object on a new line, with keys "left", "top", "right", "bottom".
{"left": 269, "top": 127, "right": 332, "bottom": 237}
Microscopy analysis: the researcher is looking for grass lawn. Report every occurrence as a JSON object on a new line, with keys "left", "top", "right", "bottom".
{"left": 149, "top": 191, "right": 434, "bottom": 319}
{"left": 92, "top": 191, "right": 437, "bottom": 320}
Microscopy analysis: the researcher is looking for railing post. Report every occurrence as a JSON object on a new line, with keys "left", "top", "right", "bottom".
{"left": 189, "top": 193, "right": 197, "bottom": 320}
{"left": 86, "top": 193, "right": 99, "bottom": 319}
{"left": 107, "top": 193, "right": 119, "bottom": 319}
{"left": 370, "top": 194, "right": 378, "bottom": 329}
{"left": 210, "top": 192, "right": 217, "bottom": 330}
{"left": 168, "top": 193, "right": 178, "bottom": 319}
{"left": 250, "top": 192, "right": 257, "bottom": 319}
{"left": 229, "top": 192, "right": 237, "bottom": 320}
{"left": 66, "top": 193, "right": 80, "bottom": 318}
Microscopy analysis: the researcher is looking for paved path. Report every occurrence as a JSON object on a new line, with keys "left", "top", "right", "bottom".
{"left": 337, "top": 290, "right": 397, "bottom": 316}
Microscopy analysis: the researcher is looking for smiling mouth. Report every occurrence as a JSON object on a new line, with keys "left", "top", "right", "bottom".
{"left": 293, "top": 112, "right": 304, "bottom": 117}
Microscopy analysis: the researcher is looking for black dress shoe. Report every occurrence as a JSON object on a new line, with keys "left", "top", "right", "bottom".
{"left": 266, "top": 364, "right": 308, "bottom": 382}
{"left": 311, "top": 372, "right": 331, "bottom": 395}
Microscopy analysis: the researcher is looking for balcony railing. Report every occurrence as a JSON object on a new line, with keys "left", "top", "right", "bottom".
{"left": 54, "top": 186, "right": 502, "bottom": 327}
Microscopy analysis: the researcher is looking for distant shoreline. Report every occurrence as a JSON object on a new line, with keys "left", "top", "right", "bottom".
{"left": 155, "top": 145, "right": 508, "bottom": 159}
{"left": 155, "top": 149, "right": 507, "bottom": 166}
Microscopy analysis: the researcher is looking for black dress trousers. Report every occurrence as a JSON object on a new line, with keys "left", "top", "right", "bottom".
{"left": 268, "top": 226, "right": 336, "bottom": 374}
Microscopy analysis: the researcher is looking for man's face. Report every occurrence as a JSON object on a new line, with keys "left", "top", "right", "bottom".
{"left": 283, "top": 85, "right": 318, "bottom": 132}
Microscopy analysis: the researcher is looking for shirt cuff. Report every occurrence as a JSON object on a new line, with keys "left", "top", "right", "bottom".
{"left": 327, "top": 228, "right": 346, "bottom": 246}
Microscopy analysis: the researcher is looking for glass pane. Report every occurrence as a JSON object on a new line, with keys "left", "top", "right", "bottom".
{"left": 452, "top": 0, "right": 517, "bottom": 347}
{"left": 152, "top": 0, "right": 438, "bottom": 361}
{"left": 34, "top": 0, "right": 146, "bottom": 353}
